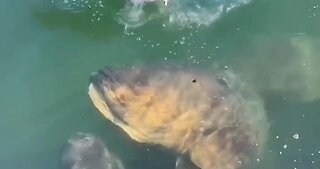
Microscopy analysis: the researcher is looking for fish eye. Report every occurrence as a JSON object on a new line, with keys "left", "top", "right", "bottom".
{"left": 192, "top": 79, "right": 197, "bottom": 83}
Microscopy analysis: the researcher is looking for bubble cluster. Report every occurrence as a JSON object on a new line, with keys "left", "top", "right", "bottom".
{"left": 308, "top": 2, "right": 319, "bottom": 19}
{"left": 124, "top": 29, "right": 219, "bottom": 64}
{"left": 269, "top": 133, "right": 320, "bottom": 169}
{"left": 117, "top": 0, "right": 253, "bottom": 29}
{"left": 51, "top": 0, "right": 105, "bottom": 22}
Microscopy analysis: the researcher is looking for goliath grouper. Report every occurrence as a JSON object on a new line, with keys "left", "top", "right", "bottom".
{"left": 88, "top": 65, "right": 268, "bottom": 169}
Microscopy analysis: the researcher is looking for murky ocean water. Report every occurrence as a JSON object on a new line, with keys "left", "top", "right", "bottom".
{"left": 1, "top": 0, "right": 320, "bottom": 169}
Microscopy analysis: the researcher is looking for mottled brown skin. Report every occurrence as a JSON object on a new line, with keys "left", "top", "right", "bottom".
{"left": 88, "top": 66, "right": 266, "bottom": 169}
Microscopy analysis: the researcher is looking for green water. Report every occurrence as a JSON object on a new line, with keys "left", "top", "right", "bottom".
{"left": 1, "top": 0, "right": 320, "bottom": 169}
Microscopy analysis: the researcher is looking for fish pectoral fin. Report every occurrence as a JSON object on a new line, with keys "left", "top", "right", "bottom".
{"left": 176, "top": 155, "right": 200, "bottom": 169}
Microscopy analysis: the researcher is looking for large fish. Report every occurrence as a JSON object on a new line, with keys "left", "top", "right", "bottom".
{"left": 88, "top": 65, "right": 268, "bottom": 169}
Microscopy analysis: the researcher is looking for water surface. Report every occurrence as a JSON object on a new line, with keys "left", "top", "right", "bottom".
{"left": 1, "top": 0, "right": 320, "bottom": 169}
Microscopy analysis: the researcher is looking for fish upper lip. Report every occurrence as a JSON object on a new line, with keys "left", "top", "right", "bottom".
{"left": 89, "top": 71, "right": 100, "bottom": 82}
{"left": 98, "top": 69, "right": 111, "bottom": 80}
{"left": 89, "top": 67, "right": 117, "bottom": 87}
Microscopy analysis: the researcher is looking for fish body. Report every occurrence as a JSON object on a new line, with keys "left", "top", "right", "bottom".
{"left": 88, "top": 65, "right": 268, "bottom": 169}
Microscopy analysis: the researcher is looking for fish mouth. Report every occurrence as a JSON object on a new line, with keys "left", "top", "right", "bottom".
{"left": 89, "top": 67, "right": 127, "bottom": 124}
{"left": 89, "top": 67, "right": 119, "bottom": 90}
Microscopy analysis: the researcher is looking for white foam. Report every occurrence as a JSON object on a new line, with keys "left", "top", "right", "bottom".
{"left": 117, "top": 3, "right": 148, "bottom": 29}
{"left": 117, "top": 0, "right": 252, "bottom": 28}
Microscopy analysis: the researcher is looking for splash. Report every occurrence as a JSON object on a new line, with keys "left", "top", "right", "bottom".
{"left": 167, "top": 0, "right": 251, "bottom": 27}
{"left": 50, "top": 0, "right": 252, "bottom": 28}
{"left": 117, "top": 0, "right": 252, "bottom": 28}
{"left": 116, "top": 2, "right": 149, "bottom": 29}
{"left": 62, "top": 132, "right": 125, "bottom": 169}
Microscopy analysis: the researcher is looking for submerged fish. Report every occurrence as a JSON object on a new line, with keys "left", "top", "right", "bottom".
{"left": 88, "top": 65, "right": 268, "bottom": 169}
{"left": 62, "top": 132, "right": 125, "bottom": 169}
